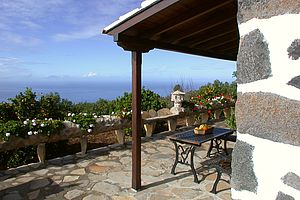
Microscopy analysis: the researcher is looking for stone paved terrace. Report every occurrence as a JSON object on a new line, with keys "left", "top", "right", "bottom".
{"left": 0, "top": 125, "right": 235, "bottom": 200}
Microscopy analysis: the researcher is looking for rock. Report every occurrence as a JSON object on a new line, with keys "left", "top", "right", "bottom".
{"left": 63, "top": 176, "right": 79, "bottom": 183}
{"left": 92, "top": 182, "right": 121, "bottom": 196}
{"left": 171, "top": 188, "right": 199, "bottom": 199}
{"left": 30, "top": 179, "right": 50, "bottom": 190}
{"left": 70, "top": 168, "right": 86, "bottom": 175}
{"left": 2, "top": 192, "right": 23, "bottom": 200}
{"left": 83, "top": 194, "right": 110, "bottom": 200}
{"left": 16, "top": 176, "right": 35, "bottom": 183}
{"left": 112, "top": 196, "right": 135, "bottom": 200}
{"left": 86, "top": 164, "right": 110, "bottom": 174}
{"left": 157, "top": 108, "right": 172, "bottom": 116}
{"left": 148, "top": 109, "right": 157, "bottom": 117}
{"left": 64, "top": 189, "right": 85, "bottom": 199}
{"left": 32, "top": 169, "right": 49, "bottom": 176}
{"left": 142, "top": 111, "right": 151, "bottom": 119}
{"left": 27, "top": 189, "right": 40, "bottom": 200}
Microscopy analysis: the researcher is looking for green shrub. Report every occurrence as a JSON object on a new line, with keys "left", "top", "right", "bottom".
{"left": 0, "top": 146, "right": 38, "bottom": 169}
{"left": 112, "top": 88, "right": 167, "bottom": 118}
{"left": 0, "top": 119, "right": 64, "bottom": 140}
{"left": 0, "top": 102, "right": 18, "bottom": 122}
{"left": 73, "top": 98, "right": 113, "bottom": 115}
{"left": 225, "top": 113, "right": 236, "bottom": 130}
{"left": 65, "top": 113, "right": 96, "bottom": 134}
{"left": 39, "top": 92, "right": 71, "bottom": 119}
{"left": 9, "top": 88, "right": 40, "bottom": 120}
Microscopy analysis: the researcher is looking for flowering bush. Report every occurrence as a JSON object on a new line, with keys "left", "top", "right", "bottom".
{"left": 0, "top": 118, "right": 64, "bottom": 141}
{"left": 65, "top": 112, "right": 96, "bottom": 134}
{"left": 112, "top": 110, "right": 132, "bottom": 119}
{"left": 190, "top": 95, "right": 212, "bottom": 111}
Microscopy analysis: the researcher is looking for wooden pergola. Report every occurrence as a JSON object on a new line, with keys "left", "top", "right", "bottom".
{"left": 103, "top": 0, "right": 239, "bottom": 190}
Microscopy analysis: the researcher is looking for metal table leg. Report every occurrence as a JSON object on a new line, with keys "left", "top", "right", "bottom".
{"left": 207, "top": 138, "right": 225, "bottom": 157}
{"left": 171, "top": 141, "right": 199, "bottom": 183}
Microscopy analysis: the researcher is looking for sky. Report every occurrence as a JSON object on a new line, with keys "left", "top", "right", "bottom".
{"left": 0, "top": 0, "right": 236, "bottom": 89}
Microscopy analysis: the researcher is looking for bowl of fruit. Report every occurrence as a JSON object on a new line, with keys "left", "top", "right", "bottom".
{"left": 194, "top": 124, "right": 214, "bottom": 135}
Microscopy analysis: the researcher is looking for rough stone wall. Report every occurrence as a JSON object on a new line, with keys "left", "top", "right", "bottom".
{"left": 232, "top": 1, "right": 300, "bottom": 199}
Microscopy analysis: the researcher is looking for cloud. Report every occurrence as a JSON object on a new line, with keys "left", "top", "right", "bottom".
{"left": 52, "top": 0, "right": 141, "bottom": 41}
{"left": 0, "top": 31, "right": 42, "bottom": 47}
{"left": 0, "top": 57, "right": 32, "bottom": 79}
{"left": 83, "top": 72, "right": 97, "bottom": 78}
{"left": 53, "top": 26, "right": 99, "bottom": 41}
{"left": 0, "top": 0, "right": 142, "bottom": 47}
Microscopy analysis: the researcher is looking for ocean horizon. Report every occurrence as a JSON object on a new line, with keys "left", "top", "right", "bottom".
{"left": 0, "top": 80, "right": 207, "bottom": 103}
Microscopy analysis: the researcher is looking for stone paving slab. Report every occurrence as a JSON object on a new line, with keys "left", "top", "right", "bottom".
{"left": 0, "top": 126, "right": 234, "bottom": 200}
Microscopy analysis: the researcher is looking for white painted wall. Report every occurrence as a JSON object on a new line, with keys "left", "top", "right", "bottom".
{"left": 234, "top": 14, "right": 300, "bottom": 199}
{"left": 232, "top": 133, "right": 300, "bottom": 200}
{"left": 237, "top": 14, "right": 300, "bottom": 101}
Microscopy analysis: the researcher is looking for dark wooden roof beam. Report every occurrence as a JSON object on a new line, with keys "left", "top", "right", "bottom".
{"left": 114, "top": 34, "right": 236, "bottom": 60}
{"left": 171, "top": 15, "right": 236, "bottom": 44}
{"left": 194, "top": 32, "right": 238, "bottom": 49}
{"left": 208, "top": 40, "right": 238, "bottom": 51}
{"left": 189, "top": 29, "right": 236, "bottom": 48}
{"left": 143, "top": 0, "right": 234, "bottom": 40}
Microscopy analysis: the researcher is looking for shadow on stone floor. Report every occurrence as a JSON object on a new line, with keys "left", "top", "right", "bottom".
{"left": 0, "top": 178, "right": 79, "bottom": 200}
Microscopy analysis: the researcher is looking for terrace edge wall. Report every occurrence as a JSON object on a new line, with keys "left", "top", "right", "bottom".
{"left": 232, "top": 1, "right": 300, "bottom": 199}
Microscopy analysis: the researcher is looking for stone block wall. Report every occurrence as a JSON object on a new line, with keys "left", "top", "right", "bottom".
{"left": 232, "top": 0, "right": 300, "bottom": 199}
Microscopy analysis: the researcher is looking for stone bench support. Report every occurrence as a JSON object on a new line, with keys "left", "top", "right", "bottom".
{"left": 80, "top": 136, "right": 88, "bottom": 155}
{"left": 114, "top": 129, "right": 125, "bottom": 145}
{"left": 37, "top": 143, "right": 46, "bottom": 164}
{"left": 144, "top": 123, "right": 156, "bottom": 137}
{"left": 185, "top": 115, "right": 195, "bottom": 126}
{"left": 167, "top": 118, "right": 177, "bottom": 131}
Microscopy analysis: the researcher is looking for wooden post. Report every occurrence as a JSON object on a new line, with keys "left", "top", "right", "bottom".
{"left": 131, "top": 51, "right": 142, "bottom": 190}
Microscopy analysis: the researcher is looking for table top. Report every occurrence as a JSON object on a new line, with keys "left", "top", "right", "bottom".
{"left": 168, "top": 127, "right": 234, "bottom": 146}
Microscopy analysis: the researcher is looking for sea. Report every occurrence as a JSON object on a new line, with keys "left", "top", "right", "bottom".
{"left": 0, "top": 80, "right": 204, "bottom": 103}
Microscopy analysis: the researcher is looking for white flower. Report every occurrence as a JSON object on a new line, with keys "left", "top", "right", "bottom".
{"left": 41, "top": 123, "right": 45, "bottom": 127}
{"left": 68, "top": 113, "right": 72, "bottom": 116}
{"left": 5, "top": 133, "right": 10, "bottom": 137}
{"left": 71, "top": 113, "right": 75, "bottom": 117}
{"left": 87, "top": 129, "right": 92, "bottom": 133}
{"left": 26, "top": 119, "right": 30, "bottom": 121}
{"left": 93, "top": 113, "right": 96, "bottom": 116}
{"left": 94, "top": 115, "right": 98, "bottom": 118}
{"left": 76, "top": 124, "right": 80, "bottom": 128}
{"left": 33, "top": 122, "right": 37, "bottom": 126}
{"left": 28, "top": 131, "right": 33, "bottom": 136}
{"left": 32, "top": 119, "right": 36, "bottom": 123}
{"left": 45, "top": 118, "right": 48, "bottom": 121}
{"left": 122, "top": 111, "right": 126, "bottom": 115}
{"left": 111, "top": 112, "right": 114, "bottom": 115}
{"left": 127, "top": 112, "right": 131, "bottom": 115}
{"left": 73, "top": 120, "right": 76, "bottom": 123}
{"left": 33, "top": 131, "right": 38, "bottom": 135}
{"left": 83, "top": 113, "right": 87, "bottom": 116}
{"left": 89, "top": 124, "right": 94, "bottom": 128}
{"left": 23, "top": 121, "right": 28, "bottom": 125}
{"left": 49, "top": 118, "right": 52, "bottom": 121}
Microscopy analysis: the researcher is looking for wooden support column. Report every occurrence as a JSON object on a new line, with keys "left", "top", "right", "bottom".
{"left": 131, "top": 51, "right": 142, "bottom": 190}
